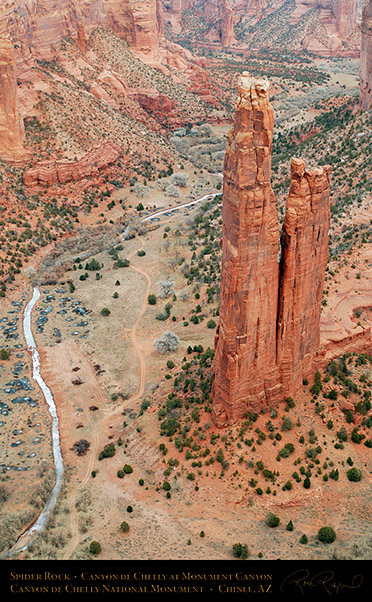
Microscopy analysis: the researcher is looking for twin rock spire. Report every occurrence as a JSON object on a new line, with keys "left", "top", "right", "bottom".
{"left": 212, "top": 74, "right": 331, "bottom": 427}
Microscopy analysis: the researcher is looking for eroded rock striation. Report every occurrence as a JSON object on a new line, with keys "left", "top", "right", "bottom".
{"left": 0, "top": 38, "right": 30, "bottom": 163}
{"left": 0, "top": 1, "right": 190, "bottom": 74}
{"left": 166, "top": 0, "right": 359, "bottom": 55}
{"left": 23, "top": 141, "right": 121, "bottom": 186}
{"left": 277, "top": 158, "right": 331, "bottom": 399}
{"left": 360, "top": 0, "right": 372, "bottom": 111}
{"left": 212, "top": 75, "right": 331, "bottom": 427}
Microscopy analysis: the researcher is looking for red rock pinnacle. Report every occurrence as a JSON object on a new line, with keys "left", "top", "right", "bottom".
{"left": 360, "top": 0, "right": 372, "bottom": 111}
{"left": 212, "top": 74, "right": 331, "bottom": 427}
{"left": 211, "top": 74, "right": 282, "bottom": 428}
{"left": 0, "top": 38, "right": 30, "bottom": 163}
{"left": 277, "top": 158, "right": 331, "bottom": 399}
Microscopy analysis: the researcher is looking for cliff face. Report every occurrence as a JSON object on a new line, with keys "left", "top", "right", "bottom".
{"left": 211, "top": 75, "right": 282, "bottom": 428}
{"left": 23, "top": 141, "right": 121, "bottom": 185}
{"left": 360, "top": 0, "right": 372, "bottom": 110}
{"left": 212, "top": 75, "right": 331, "bottom": 427}
{"left": 162, "top": 0, "right": 192, "bottom": 34}
{"left": 293, "top": 1, "right": 358, "bottom": 38}
{"left": 165, "top": 0, "right": 359, "bottom": 54}
{"left": 277, "top": 158, "right": 331, "bottom": 398}
{"left": 0, "top": 38, "right": 30, "bottom": 163}
{"left": 0, "top": 1, "right": 190, "bottom": 73}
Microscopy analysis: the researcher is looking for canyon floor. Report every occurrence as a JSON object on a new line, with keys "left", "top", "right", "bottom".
{"left": 0, "top": 40, "right": 371, "bottom": 562}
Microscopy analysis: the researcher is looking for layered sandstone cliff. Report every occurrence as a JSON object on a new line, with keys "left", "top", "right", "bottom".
{"left": 212, "top": 75, "right": 331, "bottom": 427}
{"left": 360, "top": 0, "right": 372, "bottom": 110}
{"left": 0, "top": 38, "right": 29, "bottom": 163}
{"left": 23, "top": 141, "right": 121, "bottom": 186}
{"left": 166, "top": 0, "right": 359, "bottom": 55}
{"left": 0, "top": 1, "right": 190, "bottom": 74}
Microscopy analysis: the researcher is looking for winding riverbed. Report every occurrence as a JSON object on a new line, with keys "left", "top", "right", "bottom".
{"left": 10, "top": 188, "right": 221, "bottom": 555}
{"left": 10, "top": 287, "right": 64, "bottom": 554}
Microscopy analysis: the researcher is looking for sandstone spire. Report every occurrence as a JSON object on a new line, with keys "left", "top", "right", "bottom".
{"left": 277, "top": 158, "right": 331, "bottom": 398}
{"left": 360, "top": 0, "right": 372, "bottom": 111}
{"left": 211, "top": 74, "right": 282, "bottom": 428}
{"left": 0, "top": 38, "right": 30, "bottom": 164}
{"left": 212, "top": 75, "right": 331, "bottom": 427}
{"left": 220, "top": 0, "right": 236, "bottom": 47}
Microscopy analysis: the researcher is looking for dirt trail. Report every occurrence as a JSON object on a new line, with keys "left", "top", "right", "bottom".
{"left": 61, "top": 244, "right": 151, "bottom": 559}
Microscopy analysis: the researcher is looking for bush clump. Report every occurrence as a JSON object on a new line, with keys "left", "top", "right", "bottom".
{"left": 120, "top": 521, "right": 130, "bottom": 533}
{"left": 318, "top": 526, "right": 336, "bottom": 544}
{"left": 266, "top": 513, "right": 280, "bottom": 528}
{"left": 347, "top": 467, "right": 362, "bottom": 482}
{"left": 98, "top": 443, "right": 115, "bottom": 460}
{"left": 154, "top": 331, "right": 180, "bottom": 354}
{"left": 89, "top": 541, "right": 101, "bottom": 555}
{"left": 232, "top": 543, "right": 249, "bottom": 559}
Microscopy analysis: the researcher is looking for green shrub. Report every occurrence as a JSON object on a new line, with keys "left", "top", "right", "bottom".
{"left": 0, "top": 349, "right": 11, "bottom": 361}
{"left": 89, "top": 541, "right": 101, "bottom": 554}
{"left": 120, "top": 521, "right": 130, "bottom": 533}
{"left": 207, "top": 319, "right": 216, "bottom": 329}
{"left": 163, "top": 481, "right": 171, "bottom": 491}
{"left": 114, "top": 258, "right": 130, "bottom": 268}
{"left": 98, "top": 443, "right": 115, "bottom": 460}
{"left": 85, "top": 258, "right": 102, "bottom": 271}
{"left": 347, "top": 467, "right": 362, "bottom": 482}
{"left": 286, "top": 520, "right": 294, "bottom": 532}
{"left": 266, "top": 513, "right": 280, "bottom": 528}
{"left": 351, "top": 429, "right": 364, "bottom": 444}
{"left": 101, "top": 307, "right": 111, "bottom": 316}
{"left": 123, "top": 464, "right": 133, "bottom": 474}
{"left": 232, "top": 543, "right": 248, "bottom": 559}
{"left": 318, "top": 526, "right": 336, "bottom": 544}
{"left": 127, "top": 505, "right": 133, "bottom": 513}
{"left": 148, "top": 294, "right": 157, "bottom": 305}
{"left": 281, "top": 416, "right": 293, "bottom": 432}
{"left": 117, "top": 469, "right": 124, "bottom": 478}
{"left": 300, "top": 534, "right": 308, "bottom": 544}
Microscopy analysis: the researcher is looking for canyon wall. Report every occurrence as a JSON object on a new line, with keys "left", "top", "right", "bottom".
{"left": 23, "top": 141, "right": 121, "bottom": 186}
{"left": 0, "top": 1, "right": 190, "bottom": 74}
{"left": 360, "top": 0, "right": 372, "bottom": 110}
{"left": 212, "top": 74, "right": 331, "bottom": 427}
{"left": 164, "top": 0, "right": 359, "bottom": 53}
{"left": 0, "top": 38, "right": 29, "bottom": 163}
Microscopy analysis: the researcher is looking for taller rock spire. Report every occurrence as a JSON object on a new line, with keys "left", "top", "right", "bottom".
{"left": 360, "top": 0, "right": 372, "bottom": 111}
{"left": 211, "top": 74, "right": 282, "bottom": 428}
{"left": 212, "top": 74, "right": 331, "bottom": 427}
